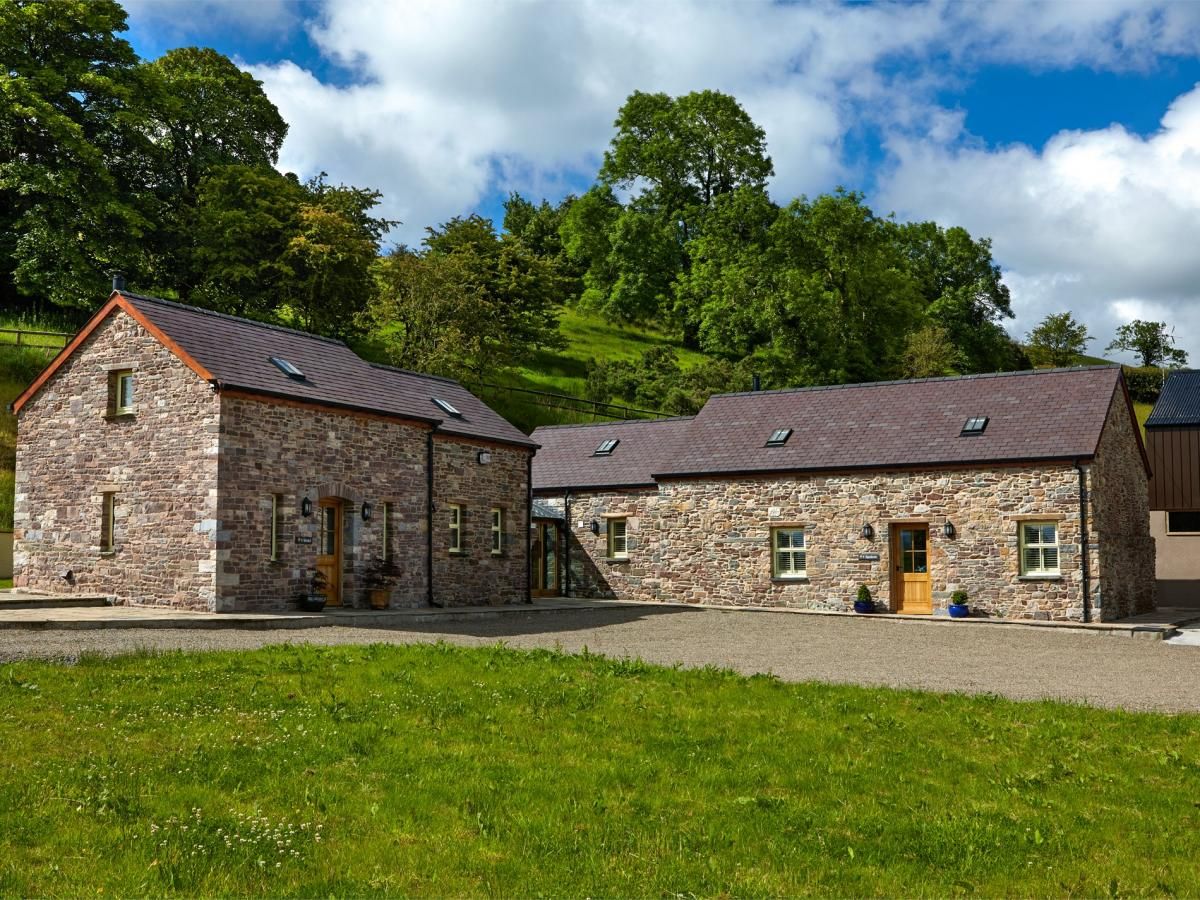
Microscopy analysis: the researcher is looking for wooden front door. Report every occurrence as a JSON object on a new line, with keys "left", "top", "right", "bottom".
{"left": 317, "top": 498, "right": 343, "bottom": 607}
{"left": 891, "top": 524, "right": 931, "bottom": 614}
{"left": 531, "top": 520, "right": 560, "bottom": 597}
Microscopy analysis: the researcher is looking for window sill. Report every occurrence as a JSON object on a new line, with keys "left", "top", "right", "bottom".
{"left": 1018, "top": 574, "right": 1062, "bottom": 581}
{"left": 605, "top": 556, "right": 631, "bottom": 563}
{"left": 491, "top": 552, "right": 506, "bottom": 558}
{"left": 99, "top": 550, "right": 117, "bottom": 558}
{"left": 448, "top": 550, "right": 468, "bottom": 557}
{"left": 772, "top": 577, "right": 809, "bottom": 584}
{"left": 104, "top": 412, "right": 136, "bottom": 422}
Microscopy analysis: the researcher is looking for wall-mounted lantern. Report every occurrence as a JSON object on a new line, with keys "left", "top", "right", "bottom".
{"left": 861, "top": 522, "right": 874, "bottom": 540}
{"left": 943, "top": 520, "right": 956, "bottom": 539}
{"left": 301, "top": 496, "right": 313, "bottom": 517}
{"left": 477, "top": 450, "right": 492, "bottom": 465}
{"left": 361, "top": 501, "right": 373, "bottom": 521}
{"left": 590, "top": 520, "right": 600, "bottom": 535}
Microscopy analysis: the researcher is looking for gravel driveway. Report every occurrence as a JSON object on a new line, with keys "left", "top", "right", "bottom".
{"left": 3, "top": 606, "right": 1199, "bottom": 713}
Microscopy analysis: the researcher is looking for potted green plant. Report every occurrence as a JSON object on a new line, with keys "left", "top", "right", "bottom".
{"left": 853, "top": 584, "right": 874, "bottom": 614}
{"left": 948, "top": 590, "right": 970, "bottom": 619}
{"left": 362, "top": 557, "right": 400, "bottom": 609}
{"left": 298, "top": 569, "right": 328, "bottom": 612}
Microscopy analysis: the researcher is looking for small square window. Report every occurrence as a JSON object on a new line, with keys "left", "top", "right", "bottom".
{"left": 960, "top": 416, "right": 989, "bottom": 436}
{"left": 109, "top": 370, "right": 134, "bottom": 415}
{"left": 593, "top": 439, "right": 619, "bottom": 456}
{"left": 1019, "top": 522, "right": 1060, "bottom": 576}
{"left": 491, "top": 507, "right": 504, "bottom": 555}
{"left": 765, "top": 428, "right": 792, "bottom": 447}
{"left": 607, "top": 518, "right": 628, "bottom": 558}
{"left": 772, "top": 527, "right": 806, "bottom": 578}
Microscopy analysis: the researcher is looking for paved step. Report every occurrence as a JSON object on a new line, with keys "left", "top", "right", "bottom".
{"left": 0, "top": 594, "right": 111, "bottom": 610}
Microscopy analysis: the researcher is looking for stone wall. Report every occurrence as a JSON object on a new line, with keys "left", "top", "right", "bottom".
{"left": 1089, "top": 387, "right": 1156, "bottom": 618}
{"left": 216, "top": 395, "right": 430, "bottom": 611}
{"left": 544, "top": 464, "right": 1096, "bottom": 618}
{"left": 432, "top": 438, "right": 530, "bottom": 606}
{"left": 14, "top": 310, "right": 220, "bottom": 608}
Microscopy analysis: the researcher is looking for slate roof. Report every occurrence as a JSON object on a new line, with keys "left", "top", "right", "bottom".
{"left": 530, "top": 416, "right": 695, "bottom": 490}
{"left": 531, "top": 367, "right": 1127, "bottom": 488}
{"left": 105, "top": 292, "right": 533, "bottom": 448}
{"left": 1146, "top": 370, "right": 1200, "bottom": 427}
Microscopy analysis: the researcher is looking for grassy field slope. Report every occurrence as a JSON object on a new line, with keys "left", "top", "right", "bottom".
{"left": 1, "top": 643, "right": 1198, "bottom": 895}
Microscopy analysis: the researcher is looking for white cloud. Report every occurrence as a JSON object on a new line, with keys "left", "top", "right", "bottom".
{"left": 879, "top": 83, "right": 1200, "bottom": 365}
{"left": 126, "top": 0, "right": 1200, "bottom": 362}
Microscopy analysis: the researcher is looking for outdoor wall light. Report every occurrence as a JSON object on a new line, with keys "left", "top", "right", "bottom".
{"left": 361, "top": 501, "right": 373, "bottom": 522}
{"left": 590, "top": 520, "right": 600, "bottom": 535}
{"left": 861, "top": 522, "right": 874, "bottom": 540}
{"left": 477, "top": 450, "right": 492, "bottom": 465}
{"left": 301, "top": 496, "right": 313, "bottom": 517}
{"left": 943, "top": 520, "right": 956, "bottom": 539}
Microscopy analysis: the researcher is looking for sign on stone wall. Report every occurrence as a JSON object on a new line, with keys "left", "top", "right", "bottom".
{"left": 857, "top": 552, "right": 881, "bottom": 561}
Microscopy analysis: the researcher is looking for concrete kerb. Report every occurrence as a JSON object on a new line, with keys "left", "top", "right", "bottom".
{"left": 0, "top": 594, "right": 1192, "bottom": 639}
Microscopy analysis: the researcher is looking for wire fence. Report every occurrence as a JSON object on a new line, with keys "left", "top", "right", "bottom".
{"left": 465, "top": 379, "right": 670, "bottom": 422}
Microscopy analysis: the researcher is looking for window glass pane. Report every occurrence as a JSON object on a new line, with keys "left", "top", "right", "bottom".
{"left": 913, "top": 550, "right": 927, "bottom": 574}
{"left": 901, "top": 530, "right": 912, "bottom": 552}
{"left": 119, "top": 373, "right": 134, "bottom": 409}
{"left": 776, "top": 531, "right": 791, "bottom": 549}
{"left": 1023, "top": 546, "right": 1041, "bottom": 571}
{"left": 1040, "top": 524, "right": 1056, "bottom": 544}
{"left": 322, "top": 506, "right": 336, "bottom": 555}
{"left": 1023, "top": 524, "right": 1040, "bottom": 545}
{"left": 1042, "top": 547, "right": 1059, "bottom": 570}
{"left": 776, "top": 551, "right": 792, "bottom": 573}
{"left": 1168, "top": 511, "right": 1200, "bottom": 533}
{"left": 913, "top": 529, "right": 926, "bottom": 552}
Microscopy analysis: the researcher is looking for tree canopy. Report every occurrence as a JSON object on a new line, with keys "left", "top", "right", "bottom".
{"left": 1107, "top": 319, "right": 1188, "bottom": 369}
{"left": 1026, "top": 312, "right": 1093, "bottom": 368}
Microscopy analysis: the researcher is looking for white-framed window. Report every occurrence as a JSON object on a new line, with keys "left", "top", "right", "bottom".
{"left": 607, "top": 517, "right": 628, "bottom": 559}
{"left": 383, "top": 501, "right": 393, "bottom": 562}
{"left": 100, "top": 492, "right": 116, "bottom": 552}
{"left": 1167, "top": 511, "right": 1200, "bottom": 534}
{"left": 269, "top": 494, "right": 281, "bottom": 561}
{"left": 491, "top": 507, "right": 504, "bottom": 555}
{"left": 110, "top": 369, "right": 134, "bottom": 415}
{"left": 772, "top": 527, "right": 806, "bottom": 578}
{"left": 449, "top": 503, "right": 462, "bottom": 553}
{"left": 1020, "top": 522, "right": 1060, "bottom": 576}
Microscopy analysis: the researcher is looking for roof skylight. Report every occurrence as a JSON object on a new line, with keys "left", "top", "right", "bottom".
{"left": 960, "top": 416, "right": 989, "bottom": 436}
{"left": 433, "top": 397, "right": 463, "bottom": 418}
{"left": 765, "top": 428, "right": 793, "bottom": 447}
{"left": 593, "top": 438, "right": 619, "bottom": 456}
{"left": 269, "top": 356, "right": 305, "bottom": 380}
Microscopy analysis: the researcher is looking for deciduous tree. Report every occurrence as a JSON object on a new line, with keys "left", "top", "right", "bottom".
{"left": 1026, "top": 312, "right": 1093, "bottom": 368}
{"left": 1106, "top": 319, "right": 1188, "bottom": 368}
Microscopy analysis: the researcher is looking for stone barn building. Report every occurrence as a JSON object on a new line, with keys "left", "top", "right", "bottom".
{"left": 532, "top": 367, "right": 1154, "bottom": 622}
{"left": 11, "top": 290, "right": 536, "bottom": 611}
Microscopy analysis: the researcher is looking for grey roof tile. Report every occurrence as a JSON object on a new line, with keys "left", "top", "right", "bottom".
{"left": 120, "top": 292, "right": 534, "bottom": 448}
{"left": 1146, "top": 370, "right": 1200, "bottom": 427}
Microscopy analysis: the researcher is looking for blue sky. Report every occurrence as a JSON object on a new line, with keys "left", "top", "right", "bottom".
{"left": 119, "top": 0, "right": 1200, "bottom": 362}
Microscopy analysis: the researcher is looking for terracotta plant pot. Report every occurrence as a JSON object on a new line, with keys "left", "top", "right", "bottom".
{"left": 369, "top": 589, "right": 389, "bottom": 610}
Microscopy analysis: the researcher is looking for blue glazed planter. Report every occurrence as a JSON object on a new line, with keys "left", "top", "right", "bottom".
{"left": 948, "top": 604, "right": 970, "bottom": 619}
{"left": 853, "top": 600, "right": 874, "bottom": 614}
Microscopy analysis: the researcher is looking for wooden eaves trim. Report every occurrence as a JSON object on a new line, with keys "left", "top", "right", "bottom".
{"left": 11, "top": 291, "right": 214, "bottom": 414}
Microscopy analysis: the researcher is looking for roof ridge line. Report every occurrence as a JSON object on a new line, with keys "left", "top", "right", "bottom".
{"left": 367, "top": 361, "right": 461, "bottom": 386}
{"left": 531, "top": 415, "right": 695, "bottom": 432}
{"left": 713, "top": 365, "right": 1121, "bottom": 400}
{"left": 117, "top": 291, "right": 348, "bottom": 347}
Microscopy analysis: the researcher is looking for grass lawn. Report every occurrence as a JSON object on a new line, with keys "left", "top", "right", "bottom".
{"left": 1, "top": 644, "right": 1198, "bottom": 896}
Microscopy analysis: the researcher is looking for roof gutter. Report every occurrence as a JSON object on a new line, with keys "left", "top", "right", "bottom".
{"left": 1075, "top": 459, "right": 1092, "bottom": 624}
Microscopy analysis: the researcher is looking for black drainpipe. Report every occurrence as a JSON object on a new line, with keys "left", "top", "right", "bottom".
{"left": 525, "top": 452, "right": 533, "bottom": 603}
{"left": 1075, "top": 460, "right": 1092, "bottom": 624}
{"left": 563, "top": 490, "right": 572, "bottom": 599}
{"left": 426, "top": 430, "right": 439, "bottom": 607}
